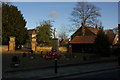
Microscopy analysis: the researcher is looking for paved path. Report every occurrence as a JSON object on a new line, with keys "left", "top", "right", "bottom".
{"left": 2, "top": 61, "right": 119, "bottom": 80}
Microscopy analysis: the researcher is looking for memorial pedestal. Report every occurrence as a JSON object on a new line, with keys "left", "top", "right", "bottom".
{"left": 31, "top": 38, "right": 37, "bottom": 51}
{"left": 52, "top": 38, "right": 58, "bottom": 51}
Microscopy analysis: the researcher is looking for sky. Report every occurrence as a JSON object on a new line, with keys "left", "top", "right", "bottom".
{"left": 118, "top": 2, "right": 120, "bottom": 24}
{"left": 12, "top": 2, "right": 118, "bottom": 36}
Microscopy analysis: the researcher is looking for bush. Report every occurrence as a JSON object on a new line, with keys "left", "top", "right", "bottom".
{"left": 12, "top": 56, "right": 20, "bottom": 63}
{"left": 11, "top": 56, "right": 20, "bottom": 67}
{"left": 22, "top": 53, "right": 26, "bottom": 57}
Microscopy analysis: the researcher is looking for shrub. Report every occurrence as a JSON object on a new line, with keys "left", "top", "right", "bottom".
{"left": 12, "top": 56, "right": 20, "bottom": 63}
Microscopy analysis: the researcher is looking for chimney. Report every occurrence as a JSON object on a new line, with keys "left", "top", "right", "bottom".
{"left": 95, "top": 24, "right": 98, "bottom": 29}
{"left": 81, "top": 21, "right": 85, "bottom": 36}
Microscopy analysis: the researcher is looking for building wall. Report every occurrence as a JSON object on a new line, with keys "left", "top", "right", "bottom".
{"left": 118, "top": 24, "right": 120, "bottom": 42}
{"left": 72, "top": 44, "right": 94, "bottom": 53}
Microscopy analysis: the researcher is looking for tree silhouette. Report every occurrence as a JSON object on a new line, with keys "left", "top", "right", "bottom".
{"left": 94, "top": 30, "right": 111, "bottom": 56}
{"left": 2, "top": 3, "right": 29, "bottom": 48}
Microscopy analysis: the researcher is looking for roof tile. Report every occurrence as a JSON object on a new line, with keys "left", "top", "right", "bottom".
{"left": 70, "top": 36, "right": 96, "bottom": 44}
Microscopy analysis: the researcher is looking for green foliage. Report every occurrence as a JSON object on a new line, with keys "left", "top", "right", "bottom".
{"left": 36, "top": 20, "right": 53, "bottom": 44}
{"left": 2, "top": 3, "right": 29, "bottom": 47}
{"left": 94, "top": 30, "right": 111, "bottom": 56}
{"left": 58, "top": 26, "right": 69, "bottom": 41}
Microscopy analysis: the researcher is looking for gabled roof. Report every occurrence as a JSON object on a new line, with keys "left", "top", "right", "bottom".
{"left": 71, "top": 25, "right": 98, "bottom": 39}
{"left": 70, "top": 36, "right": 96, "bottom": 44}
{"left": 28, "top": 29, "right": 36, "bottom": 35}
{"left": 87, "top": 27, "right": 98, "bottom": 35}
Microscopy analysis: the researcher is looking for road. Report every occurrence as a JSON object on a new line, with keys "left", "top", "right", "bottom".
{"left": 2, "top": 61, "right": 119, "bottom": 80}
{"left": 56, "top": 69, "right": 120, "bottom": 80}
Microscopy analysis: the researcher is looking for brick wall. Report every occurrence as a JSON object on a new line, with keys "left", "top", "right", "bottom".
{"left": 0, "top": 45, "right": 8, "bottom": 52}
{"left": 36, "top": 46, "right": 52, "bottom": 52}
{"left": 59, "top": 47, "right": 68, "bottom": 53}
{"left": 36, "top": 46, "right": 67, "bottom": 53}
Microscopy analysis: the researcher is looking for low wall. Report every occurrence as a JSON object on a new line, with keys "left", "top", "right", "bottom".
{"left": 0, "top": 45, "right": 68, "bottom": 53}
{"left": 36, "top": 46, "right": 52, "bottom": 52}
{"left": 59, "top": 47, "right": 67, "bottom": 53}
{"left": 36, "top": 46, "right": 67, "bottom": 53}
{"left": 0, "top": 45, "right": 8, "bottom": 52}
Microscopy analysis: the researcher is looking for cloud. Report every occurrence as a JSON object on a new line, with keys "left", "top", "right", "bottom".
{"left": 49, "top": 11, "right": 60, "bottom": 19}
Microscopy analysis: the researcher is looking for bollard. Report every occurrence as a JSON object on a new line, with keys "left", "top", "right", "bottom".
{"left": 54, "top": 58, "right": 58, "bottom": 74}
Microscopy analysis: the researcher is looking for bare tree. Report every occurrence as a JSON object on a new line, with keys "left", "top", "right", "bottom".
{"left": 71, "top": 2, "right": 101, "bottom": 28}
{"left": 58, "top": 25, "right": 69, "bottom": 41}
{"left": 58, "top": 32, "right": 68, "bottom": 41}
{"left": 113, "top": 27, "right": 118, "bottom": 34}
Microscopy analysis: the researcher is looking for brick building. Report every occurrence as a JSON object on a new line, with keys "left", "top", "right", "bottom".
{"left": 69, "top": 23, "right": 117, "bottom": 53}
{"left": 113, "top": 24, "right": 120, "bottom": 49}
{"left": 24, "top": 29, "right": 37, "bottom": 48}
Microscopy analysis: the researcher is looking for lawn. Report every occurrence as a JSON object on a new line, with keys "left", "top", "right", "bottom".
{"left": 2, "top": 51, "right": 118, "bottom": 72}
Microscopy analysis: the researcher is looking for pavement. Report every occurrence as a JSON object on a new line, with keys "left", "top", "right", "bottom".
{"left": 2, "top": 61, "right": 120, "bottom": 80}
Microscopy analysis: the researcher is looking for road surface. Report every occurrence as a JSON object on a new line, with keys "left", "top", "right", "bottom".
{"left": 56, "top": 69, "right": 120, "bottom": 80}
